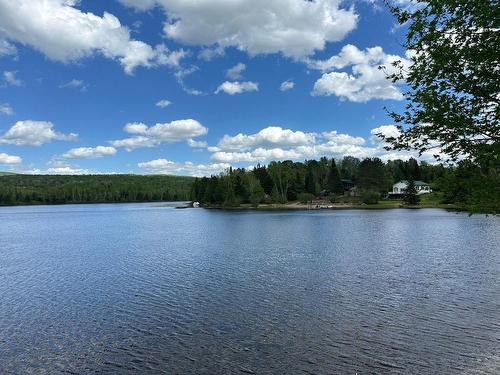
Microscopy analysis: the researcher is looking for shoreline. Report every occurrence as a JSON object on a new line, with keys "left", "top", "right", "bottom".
{"left": 0, "top": 200, "right": 189, "bottom": 208}
{"left": 201, "top": 202, "right": 461, "bottom": 211}
{"left": 0, "top": 200, "right": 470, "bottom": 213}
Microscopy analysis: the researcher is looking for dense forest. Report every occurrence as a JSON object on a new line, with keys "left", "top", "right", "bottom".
{"left": 0, "top": 174, "right": 194, "bottom": 206}
{"left": 190, "top": 157, "right": 500, "bottom": 213}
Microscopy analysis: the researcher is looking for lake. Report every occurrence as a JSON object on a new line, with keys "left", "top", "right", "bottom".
{"left": 0, "top": 204, "right": 499, "bottom": 374}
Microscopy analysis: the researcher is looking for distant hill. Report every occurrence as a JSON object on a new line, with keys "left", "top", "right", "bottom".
{"left": 0, "top": 174, "right": 195, "bottom": 206}
{"left": 0, "top": 171, "right": 16, "bottom": 176}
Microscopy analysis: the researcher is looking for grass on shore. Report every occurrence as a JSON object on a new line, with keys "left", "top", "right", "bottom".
{"left": 205, "top": 193, "right": 457, "bottom": 211}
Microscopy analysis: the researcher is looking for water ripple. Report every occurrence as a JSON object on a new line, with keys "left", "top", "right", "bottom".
{"left": 0, "top": 205, "right": 499, "bottom": 374}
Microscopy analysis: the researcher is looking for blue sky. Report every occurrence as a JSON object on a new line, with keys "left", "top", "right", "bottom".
{"left": 0, "top": 0, "right": 421, "bottom": 176}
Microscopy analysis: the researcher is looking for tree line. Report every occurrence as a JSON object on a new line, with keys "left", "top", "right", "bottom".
{"left": 0, "top": 174, "right": 194, "bottom": 206}
{"left": 190, "top": 156, "right": 499, "bottom": 213}
{"left": 1, "top": 156, "right": 497, "bottom": 212}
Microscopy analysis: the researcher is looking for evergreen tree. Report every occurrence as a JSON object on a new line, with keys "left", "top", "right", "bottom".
{"left": 406, "top": 158, "right": 421, "bottom": 181}
{"left": 357, "top": 158, "right": 391, "bottom": 193}
{"left": 305, "top": 170, "right": 316, "bottom": 195}
{"left": 403, "top": 179, "right": 420, "bottom": 205}
{"left": 252, "top": 164, "right": 273, "bottom": 195}
{"left": 327, "top": 159, "right": 343, "bottom": 194}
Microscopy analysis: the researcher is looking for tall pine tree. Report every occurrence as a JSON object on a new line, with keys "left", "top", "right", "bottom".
{"left": 327, "top": 159, "right": 344, "bottom": 194}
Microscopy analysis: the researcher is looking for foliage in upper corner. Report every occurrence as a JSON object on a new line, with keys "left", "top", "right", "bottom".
{"left": 380, "top": 0, "right": 499, "bottom": 162}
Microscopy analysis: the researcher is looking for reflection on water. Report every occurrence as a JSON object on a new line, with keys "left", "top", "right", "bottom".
{"left": 0, "top": 204, "right": 499, "bottom": 374}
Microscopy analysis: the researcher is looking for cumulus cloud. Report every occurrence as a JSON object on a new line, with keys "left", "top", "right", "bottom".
{"left": 280, "top": 80, "right": 295, "bottom": 92}
{"left": 45, "top": 167, "right": 93, "bottom": 175}
{"left": 211, "top": 148, "right": 313, "bottom": 163}
{"left": 322, "top": 130, "right": 365, "bottom": 145}
{"left": 22, "top": 160, "right": 117, "bottom": 174}
{"left": 208, "top": 124, "right": 440, "bottom": 163}
{"left": 3, "top": 71, "right": 23, "bottom": 86}
{"left": 370, "top": 124, "right": 401, "bottom": 142}
{"left": 156, "top": 99, "right": 172, "bottom": 108}
{"left": 0, "top": 0, "right": 184, "bottom": 74}
{"left": 118, "top": 0, "right": 358, "bottom": 59}
{"left": 0, "top": 120, "right": 78, "bottom": 146}
{"left": 155, "top": 46, "right": 188, "bottom": 68}
{"left": 0, "top": 152, "right": 21, "bottom": 165}
{"left": 215, "top": 81, "right": 258, "bottom": 95}
{"left": 187, "top": 139, "right": 208, "bottom": 148}
{"left": 110, "top": 119, "right": 208, "bottom": 151}
{"left": 226, "top": 63, "right": 246, "bottom": 80}
{"left": 62, "top": 146, "right": 117, "bottom": 159}
{"left": 138, "top": 158, "right": 231, "bottom": 177}
{"left": 213, "top": 126, "right": 315, "bottom": 153}
{"left": 309, "top": 44, "right": 411, "bottom": 102}
{"left": 0, "top": 103, "right": 13, "bottom": 115}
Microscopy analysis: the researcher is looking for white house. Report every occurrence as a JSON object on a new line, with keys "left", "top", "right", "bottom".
{"left": 391, "top": 181, "right": 432, "bottom": 195}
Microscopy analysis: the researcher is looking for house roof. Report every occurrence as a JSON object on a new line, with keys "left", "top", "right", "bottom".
{"left": 395, "top": 180, "right": 430, "bottom": 186}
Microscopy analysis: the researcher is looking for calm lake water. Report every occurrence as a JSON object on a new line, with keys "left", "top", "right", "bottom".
{"left": 0, "top": 204, "right": 499, "bottom": 374}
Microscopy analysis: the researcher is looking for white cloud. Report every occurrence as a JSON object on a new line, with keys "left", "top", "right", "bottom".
{"left": 45, "top": 167, "right": 92, "bottom": 175}
{"left": 110, "top": 119, "right": 208, "bottom": 151}
{"left": 138, "top": 158, "right": 230, "bottom": 177}
{"left": 0, "top": 152, "right": 21, "bottom": 165}
{"left": 215, "top": 81, "right": 258, "bottom": 95}
{"left": 62, "top": 146, "right": 117, "bottom": 159}
{"left": 309, "top": 44, "right": 411, "bottom": 102}
{"left": 280, "top": 80, "right": 295, "bottom": 92}
{"left": 387, "top": 0, "right": 425, "bottom": 11}
{"left": 198, "top": 46, "right": 225, "bottom": 61}
{"left": 174, "top": 66, "right": 203, "bottom": 96}
{"left": 118, "top": 0, "right": 156, "bottom": 11}
{"left": 0, "top": 39, "right": 16, "bottom": 56}
{"left": 59, "top": 79, "right": 88, "bottom": 91}
{"left": 118, "top": 0, "right": 358, "bottom": 59}
{"left": 207, "top": 124, "right": 441, "bottom": 164}
{"left": 0, "top": 103, "right": 13, "bottom": 115}
{"left": 322, "top": 130, "right": 365, "bottom": 145}
{"left": 370, "top": 124, "right": 449, "bottom": 161}
{"left": 3, "top": 71, "right": 23, "bottom": 86}
{"left": 226, "top": 63, "right": 246, "bottom": 80}
{"left": 108, "top": 136, "right": 155, "bottom": 151}
{"left": 0, "top": 0, "right": 184, "bottom": 74}
{"left": 187, "top": 139, "right": 208, "bottom": 148}
{"left": 214, "top": 126, "right": 315, "bottom": 152}
{"left": 154, "top": 45, "right": 188, "bottom": 68}
{"left": 0, "top": 120, "right": 78, "bottom": 146}
{"left": 123, "top": 123, "right": 149, "bottom": 134}
{"left": 370, "top": 124, "right": 401, "bottom": 142}
{"left": 156, "top": 99, "right": 172, "bottom": 108}
{"left": 211, "top": 147, "right": 313, "bottom": 163}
